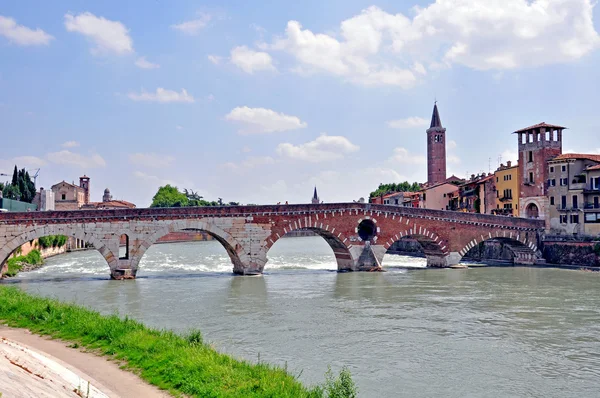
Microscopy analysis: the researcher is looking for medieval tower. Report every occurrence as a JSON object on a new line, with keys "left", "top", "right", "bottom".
{"left": 426, "top": 103, "right": 447, "bottom": 185}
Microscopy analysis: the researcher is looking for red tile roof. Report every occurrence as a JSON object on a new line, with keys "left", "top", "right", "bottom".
{"left": 84, "top": 200, "right": 136, "bottom": 209}
{"left": 551, "top": 153, "right": 600, "bottom": 163}
{"left": 513, "top": 122, "right": 567, "bottom": 133}
{"left": 587, "top": 164, "right": 600, "bottom": 171}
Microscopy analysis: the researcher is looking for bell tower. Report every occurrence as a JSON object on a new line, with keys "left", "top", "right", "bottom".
{"left": 426, "top": 102, "right": 447, "bottom": 185}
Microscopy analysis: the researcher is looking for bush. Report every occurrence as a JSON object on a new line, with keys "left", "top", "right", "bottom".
{"left": 324, "top": 366, "right": 358, "bottom": 398}
{"left": 38, "top": 235, "right": 68, "bottom": 249}
{"left": 594, "top": 243, "right": 600, "bottom": 256}
{"left": 4, "top": 249, "right": 43, "bottom": 277}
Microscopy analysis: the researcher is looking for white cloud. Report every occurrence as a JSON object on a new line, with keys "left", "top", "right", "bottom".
{"left": 47, "top": 150, "right": 106, "bottom": 168}
{"left": 0, "top": 15, "right": 53, "bottom": 46}
{"left": 223, "top": 156, "right": 276, "bottom": 171}
{"left": 61, "top": 141, "right": 80, "bottom": 148}
{"left": 11, "top": 156, "right": 47, "bottom": 168}
{"left": 389, "top": 147, "right": 427, "bottom": 164}
{"left": 387, "top": 117, "right": 428, "bottom": 129}
{"left": 230, "top": 46, "right": 276, "bottom": 74}
{"left": 128, "top": 88, "right": 195, "bottom": 103}
{"left": 225, "top": 106, "right": 307, "bottom": 134}
{"left": 277, "top": 135, "right": 359, "bottom": 163}
{"left": 171, "top": 13, "right": 211, "bottom": 35}
{"left": 129, "top": 153, "right": 174, "bottom": 168}
{"left": 265, "top": 1, "right": 600, "bottom": 88}
{"left": 207, "top": 54, "right": 222, "bottom": 65}
{"left": 500, "top": 149, "right": 519, "bottom": 164}
{"left": 135, "top": 56, "right": 160, "bottom": 69}
{"left": 64, "top": 12, "right": 133, "bottom": 55}
{"left": 133, "top": 171, "right": 177, "bottom": 187}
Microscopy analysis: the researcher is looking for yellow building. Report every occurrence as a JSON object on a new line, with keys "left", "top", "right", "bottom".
{"left": 493, "top": 161, "right": 520, "bottom": 216}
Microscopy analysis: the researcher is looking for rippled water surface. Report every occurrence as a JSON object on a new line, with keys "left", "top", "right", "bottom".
{"left": 9, "top": 237, "right": 600, "bottom": 397}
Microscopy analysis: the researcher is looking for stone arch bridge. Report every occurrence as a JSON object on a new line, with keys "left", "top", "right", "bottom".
{"left": 0, "top": 203, "right": 545, "bottom": 279}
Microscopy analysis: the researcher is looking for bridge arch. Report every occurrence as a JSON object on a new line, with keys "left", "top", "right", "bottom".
{"left": 457, "top": 229, "right": 540, "bottom": 265}
{"left": 131, "top": 220, "right": 246, "bottom": 274}
{"left": 263, "top": 225, "right": 355, "bottom": 272}
{"left": 0, "top": 225, "right": 116, "bottom": 273}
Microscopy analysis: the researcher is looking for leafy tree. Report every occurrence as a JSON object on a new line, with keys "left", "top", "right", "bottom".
{"left": 369, "top": 181, "right": 422, "bottom": 198}
{"left": 1, "top": 166, "right": 36, "bottom": 203}
{"left": 150, "top": 185, "right": 189, "bottom": 208}
{"left": 3, "top": 184, "right": 20, "bottom": 200}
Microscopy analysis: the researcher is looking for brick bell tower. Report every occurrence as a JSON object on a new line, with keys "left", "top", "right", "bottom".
{"left": 426, "top": 102, "right": 447, "bottom": 185}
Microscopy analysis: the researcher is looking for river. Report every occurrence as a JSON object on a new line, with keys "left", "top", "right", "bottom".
{"left": 6, "top": 237, "right": 600, "bottom": 397}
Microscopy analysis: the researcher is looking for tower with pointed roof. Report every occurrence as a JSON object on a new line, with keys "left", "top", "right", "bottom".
{"left": 426, "top": 102, "right": 447, "bottom": 185}
{"left": 311, "top": 187, "right": 320, "bottom": 204}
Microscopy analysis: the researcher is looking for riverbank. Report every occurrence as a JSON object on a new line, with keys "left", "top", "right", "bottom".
{"left": 0, "top": 286, "right": 323, "bottom": 397}
{"left": 0, "top": 327, "right": 168, "bottom": 397}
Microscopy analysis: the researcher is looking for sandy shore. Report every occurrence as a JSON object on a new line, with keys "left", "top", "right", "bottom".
{"left": 0, "top": 326, "right": 170, "bottom": 397}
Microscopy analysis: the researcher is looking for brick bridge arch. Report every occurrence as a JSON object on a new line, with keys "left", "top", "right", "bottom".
{"left": 128, "top": 219, "right": 247, "bottom": 274}
{"left": 0, "top": 224, "right": 116, "bottom": 273}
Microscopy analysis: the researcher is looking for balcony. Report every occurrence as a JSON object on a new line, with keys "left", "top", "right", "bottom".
{"left": 583, "top": 187, "right": 600, "bottom": 194}
{"left": 498, "top": 196, "right": 513, "bottom": 202}
{"left": 584, "top": 203, "right": 600, "bottom": 210}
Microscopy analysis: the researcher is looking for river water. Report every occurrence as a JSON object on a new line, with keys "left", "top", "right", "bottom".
{"left": 7, "top": 237, "right": 600, "bottom": 397}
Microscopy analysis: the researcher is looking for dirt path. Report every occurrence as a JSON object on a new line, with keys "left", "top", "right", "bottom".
{"left": 0, "top": 326, "right": 171, "bottom": 397}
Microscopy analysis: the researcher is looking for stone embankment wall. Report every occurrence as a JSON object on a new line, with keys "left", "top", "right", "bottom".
{"left": 462, "top": 240, "right": 514, "bottom": 262}
{"left": 542, "top": 241, "right": 600, "bottom": 267}
{"left": 16, "top": 239, "right": 67, "bottom": 260}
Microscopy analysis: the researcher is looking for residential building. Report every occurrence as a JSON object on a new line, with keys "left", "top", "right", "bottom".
{"left": 547, "top": 153, "right": 600, "bottom": 236}
{"left": 371, "top": 192, "right": 417, "bottom": 207}
{"left": 33, "top": 187, "right": 55, "bottom": 211}
{"left": 420, "top": 181, "right": 460, "bottom": 211}
{"left": 455, "top": 173, "right": 497, "bottom": 214}
{"left": 493, "top": 161, "right": 519, "bottom": 216}
{"left": 514, "top": 122, "right": 565, "bottom": 220}
{"left": 426, "top": 102, "right": 447, "bottom": 185}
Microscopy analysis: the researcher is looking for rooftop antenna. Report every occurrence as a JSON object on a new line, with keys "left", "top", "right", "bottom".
{"left": 497, "top": 155, "right": 502, "bottom": 168}
{"left": 488, "top": 157, "right": 492, "bottom": 174}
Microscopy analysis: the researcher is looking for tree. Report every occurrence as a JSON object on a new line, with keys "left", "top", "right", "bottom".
{"left": 11, "top": 165, "right": 18, "bottom": 187}
{"left": 150, "top": 185, "right": 189, "bottom": 208}
{"left": 369, "top": 181, "right": 421, "bottom": 198}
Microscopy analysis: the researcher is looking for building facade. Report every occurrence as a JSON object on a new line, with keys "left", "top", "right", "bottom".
{"left": 493, "top": 161, "right": 519, "bottom": 216}
{"left": 454, "top": 174, "right": 497, "bottom": 214}
{"left": 420, "top": 182, "right": 460, "bottom": 211}
{"left": 426, "top": 103, "right": 447, "bottom": 185}
{"left": 547, "top": 154, "right": 600, "bottom": 236}
{"left": 515, "top": 122, "right": 565, "bottom": 221}
{"left": 51, "top": 176, "right": 89, "bottom": 211}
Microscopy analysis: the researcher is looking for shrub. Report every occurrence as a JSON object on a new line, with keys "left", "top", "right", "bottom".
{"left": 594, "top": 243, "right": 600, "bottom": 256}
{"left": 324, "top": 366, "right": 358, "bottom": 398}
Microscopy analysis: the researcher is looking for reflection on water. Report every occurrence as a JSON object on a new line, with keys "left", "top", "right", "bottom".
{"left": 8, "top": 237, "right": 600, "bottom": 397}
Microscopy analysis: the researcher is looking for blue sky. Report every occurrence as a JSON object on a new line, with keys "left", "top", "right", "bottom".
{"left": 2, "top": 0, "right": 600, "bottom": 207}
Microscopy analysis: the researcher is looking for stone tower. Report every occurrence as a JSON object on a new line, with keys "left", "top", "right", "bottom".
{"left": 311, "top": 187, "right": 320, "bottom": 204}
{"left": 79, "top": 175, "right": 90, "bottom": 204}
{"left": 515, "top": 122, "right": 565, "bottom": 219}
{"left": 426, "top": 102, "right": 447, "bottom": 185}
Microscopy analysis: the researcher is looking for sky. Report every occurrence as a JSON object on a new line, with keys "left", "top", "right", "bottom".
{"left": 2, "top": 0, "right": 600, "bottom": 207}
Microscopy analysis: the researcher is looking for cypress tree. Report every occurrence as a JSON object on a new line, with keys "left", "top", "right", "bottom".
{"left": 11, "top": 165, "right": 18, "bottom": 186}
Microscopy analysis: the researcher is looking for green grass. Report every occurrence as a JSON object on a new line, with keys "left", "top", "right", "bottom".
{"left": 5, "top": 249, "right": 43, "bottom": 277}
{"left": 0, "top": 286, "right": 330, "bottom": 397}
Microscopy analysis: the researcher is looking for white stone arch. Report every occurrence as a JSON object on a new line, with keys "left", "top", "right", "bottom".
{"left": 520, "top": 197, "right": 545, "bottom": 220}
{"left": 0, "top": 224, "right": 116, "bottom": 270}
{"left": 262, "top": 215, "right": 356, "bottom": 272}
{"left": 131, "top": 219, "right": 246, "bottom": 273}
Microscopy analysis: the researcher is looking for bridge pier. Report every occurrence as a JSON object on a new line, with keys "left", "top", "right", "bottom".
{"left": 349, "top": 243, "right": 385, "bottom": 271}
{"left": 426, "top": 252, "right": 462, "bottom": 268}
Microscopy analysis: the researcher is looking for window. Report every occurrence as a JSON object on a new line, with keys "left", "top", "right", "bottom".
{"left": 497, "top": 177, "right": 499, "bottom": 183}
{"left": 550, "top": 166, "right": 555, "bottom": 173}
{"left": 585, "top": 213, "right": 600, "bottom": 223}
{"left": 551, "top": 179, "right": 556, "bottom": 186}
{"left": 529, "top": 172, "right": 534, "bottom": 183}
{"left": 562, "top": 165, "right": 567, "bottom": 172}
{"left": 384, "top": 199, "right": 390, "bottom": 204}
{"left": 572, "top": 195, "right": 578, "bottom": 209}
{"left": 560, "top": 215, "right": 568, "bottom": 224}
{"left": 592, "top": 177, "right": 600, "bottom": 190}
{"left": 527, "top": 151, "right": 533, "bottom": 162}
{"left": 503, "top": 189, "right": 512, "bottom": 199}
{"left": 560, "top": 178, "right": 568, "bottom": 186}
{"left": 423, "top": 193, "right": 426, "bottom": 201}
{"left": 570, "top": 215, "right": 579, "bottom": 224}
{"left": 561, "top": 195, "right": 567, "bottom": 209}
{"left": 434, "top": 135, "right": 442, "bottom": 143}
{"left": 595, "top": 196, "right": 599, "bottom": 209}
{"left": 61, "top": 193, "right": 66, "bottom": 200}
{"left": 550, "top": 196, "right": 555, "bottom": 206}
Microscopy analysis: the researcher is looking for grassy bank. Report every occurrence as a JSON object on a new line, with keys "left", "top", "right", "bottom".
{"left": 4, "top": 249, "right": 43, "bottom": 277}
{"left": 0, "top": 286, "right": 353, "bottom": 397}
